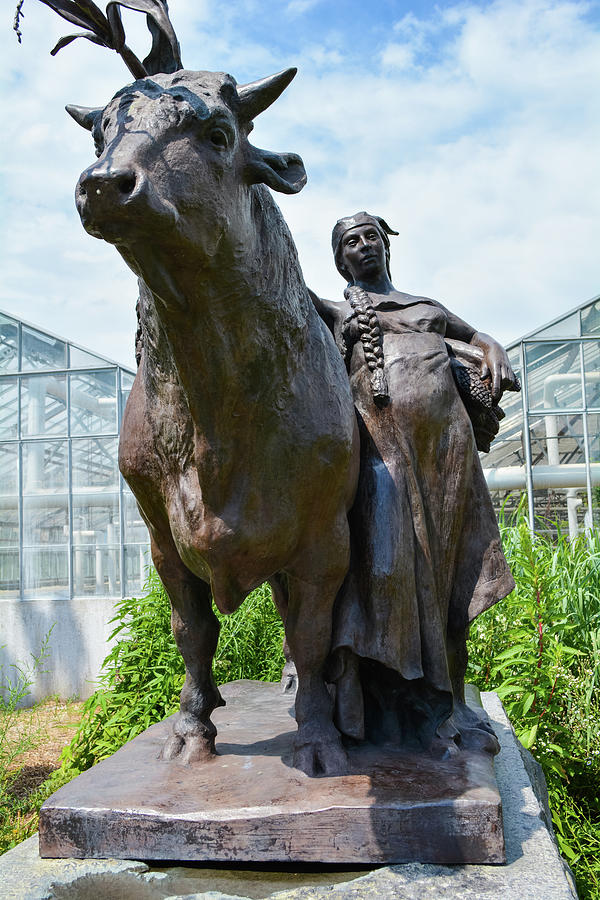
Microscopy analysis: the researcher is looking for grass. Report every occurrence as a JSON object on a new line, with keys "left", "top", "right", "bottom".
{"left": 1, "top": 517, "right": 599, "bottom": 898}
{"left": 467, "top": 511, "right": 600, "bottom": 898}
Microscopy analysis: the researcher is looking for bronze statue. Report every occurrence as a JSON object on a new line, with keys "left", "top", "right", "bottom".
{"left": 20, "top": 2, "right": 517, "bottom": 777}
{"left": 312, "top": 212, "right": 519, "bottom": 755}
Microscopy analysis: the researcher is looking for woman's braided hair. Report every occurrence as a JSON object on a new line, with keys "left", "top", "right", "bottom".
{"left": 344, "top": 285, "right": 389, "bottom": 407}
{"left": 332, "top": 213, "right": 398, "bottom": 409}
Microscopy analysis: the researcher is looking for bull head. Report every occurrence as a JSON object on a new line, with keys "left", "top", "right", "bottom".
{"left": 67, "top": 67, "right": 306, "bottom": 197}
{"left": 64, "top": 66, "right": 306, "bottom": 270}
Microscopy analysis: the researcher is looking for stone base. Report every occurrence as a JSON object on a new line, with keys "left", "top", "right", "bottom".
{"left": 39, "top": 680, "right": 503, "bottom": 865}
{"left": 1, "top": 692, "right": 578, "bottom": 899}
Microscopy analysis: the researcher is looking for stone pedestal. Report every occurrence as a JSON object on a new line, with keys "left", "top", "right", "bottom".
{"left": 0, "top": 692, "right": 577, "bottom": 899}
{"left": 39, "top": 680, "right": 503, "bottom": 864}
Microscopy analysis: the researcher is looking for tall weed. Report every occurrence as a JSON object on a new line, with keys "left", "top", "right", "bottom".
{"left": 0, "top": 633, "right": 53, "bottom": 853}
{"left": 467, "top": 512, "right": 600, "bottom": 898}
{"left": 0, "top": 633, "right": 52, "bottom": 783}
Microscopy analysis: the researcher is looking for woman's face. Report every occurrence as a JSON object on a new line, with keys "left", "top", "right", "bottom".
{"left": 340, "top": 224, "right": 387, "bottom": 282}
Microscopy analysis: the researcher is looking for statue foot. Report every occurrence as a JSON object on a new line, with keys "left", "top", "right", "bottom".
{"left": 451, "top": 702, "right": 500, "bottom": 755}
{"left": 159, "top": 713, "right": 217, "bottom": 764}
{"left": 281, "top": 658, "right": 298, "bottom": 694}
{"left": 293, "top": 734, "right": 348, "bottom": 777}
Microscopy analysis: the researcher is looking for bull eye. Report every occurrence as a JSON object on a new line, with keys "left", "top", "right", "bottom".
{"left": 209, "top": 129, "right": 228, "bottom": 149}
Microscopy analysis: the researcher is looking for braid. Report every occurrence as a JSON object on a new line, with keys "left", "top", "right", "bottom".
{"left": 344, "top": 285, "right": 389, "bottom": 407}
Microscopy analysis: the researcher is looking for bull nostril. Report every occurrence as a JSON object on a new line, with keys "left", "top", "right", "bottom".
{"left": 118, "top": 175, "right": 136, "bottom": 196}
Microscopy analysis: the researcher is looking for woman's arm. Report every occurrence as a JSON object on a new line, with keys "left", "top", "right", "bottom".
{"left": 440, "top": 302, "right": 519, "bottom": 401}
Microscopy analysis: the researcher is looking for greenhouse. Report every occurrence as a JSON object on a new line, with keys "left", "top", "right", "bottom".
{"left": 0, "top": 309, "right": 149, "bottom": 602}
{"left": 481, "top": 293, "right": 600, "bottom": 537}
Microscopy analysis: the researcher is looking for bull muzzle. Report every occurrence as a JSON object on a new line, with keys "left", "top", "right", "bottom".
{"left": 75, "top": 163, "right": 144, "bottom": 239}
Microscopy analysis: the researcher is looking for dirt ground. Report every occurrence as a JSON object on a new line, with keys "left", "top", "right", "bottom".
{"left": 3, "top": 699, "right": 84, "bottom": 799}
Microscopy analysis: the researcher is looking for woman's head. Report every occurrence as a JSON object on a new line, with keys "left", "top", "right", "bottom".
{"left": 331, "top": 212, "right": 398, "bottom": 283}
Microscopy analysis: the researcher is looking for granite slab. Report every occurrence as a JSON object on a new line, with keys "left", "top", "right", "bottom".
{"left": 0, "top": 691, "right": 578, "bottom": 899}
{"left": 38, "top": 680, "right": 503, "bottom": 864}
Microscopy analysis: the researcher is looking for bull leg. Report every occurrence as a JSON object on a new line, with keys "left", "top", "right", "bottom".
{"left": 285, "top": 572, "right": 348, "bottom": 777}
{"left": 151, "top": 536, "right": 225, "bottom": 764}
{"left": 269, "top": 573, "right": 297, "bottom": 693}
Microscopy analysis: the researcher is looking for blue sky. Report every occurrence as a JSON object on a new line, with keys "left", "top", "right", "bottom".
{"left": 2, "top": 0, "right": 600, "bottom": 366}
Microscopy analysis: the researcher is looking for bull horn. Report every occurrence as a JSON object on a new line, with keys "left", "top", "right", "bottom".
{"left": 66, "top": 105, "right": 103, "bottom": 132}
{"left": 237, "top": 67, "right": 297, "bottom": 121}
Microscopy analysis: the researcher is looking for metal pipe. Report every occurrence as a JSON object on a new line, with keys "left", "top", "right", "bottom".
{"left": 485, "top": 462, "right": 600, "bottom": 491}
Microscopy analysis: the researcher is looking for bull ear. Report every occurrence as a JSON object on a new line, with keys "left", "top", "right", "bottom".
{"left": 246, "top": 147, "right": 307, "bottom": 195}
{"left": 65, "top": 105, "right": 103, "bottom": 131}
{"left": 237, "top": 68, "right": 297, "bottom": 121}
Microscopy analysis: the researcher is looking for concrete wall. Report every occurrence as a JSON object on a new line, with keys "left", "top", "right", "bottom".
{"left": 0, "top": 597, "right": 119, "bottom": 705}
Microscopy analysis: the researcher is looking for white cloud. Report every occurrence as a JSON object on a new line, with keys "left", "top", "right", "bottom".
{"left": 380, "top": 43, "right": 415, "bottom": 70}
{"left": 1, "top": 0, "right": 599, "bottom": 366}
{"left": 286, "top": 0, "right": 322, "bottom": 15}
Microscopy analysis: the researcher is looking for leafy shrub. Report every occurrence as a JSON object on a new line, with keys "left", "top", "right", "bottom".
{"left": 467, "top": 514, "right": 600, "bottom": 899}
{"left": 60, "top": 569, "right": 284, "bottom": 773}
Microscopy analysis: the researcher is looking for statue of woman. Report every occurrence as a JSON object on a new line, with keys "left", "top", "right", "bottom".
{"left": 314, "top": 212, "right": 519, "bottom": 755}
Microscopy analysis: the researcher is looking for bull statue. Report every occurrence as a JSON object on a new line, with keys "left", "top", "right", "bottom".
{"left": 62, "top": 50, "right": 359, "bottom": 774}
{"left": 15, "top": 0, "right": 360, "bottom": 777}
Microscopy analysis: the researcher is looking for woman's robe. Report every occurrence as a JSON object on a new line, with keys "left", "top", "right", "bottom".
{"left": 328, "top": 297, "right": 514, "bottom": 749}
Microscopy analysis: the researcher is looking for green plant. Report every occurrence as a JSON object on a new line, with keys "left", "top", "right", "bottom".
{"left": 467, "top": 514, "right": 600, "bottom": 899}
{"left": 0, "top": 632, "right": 54, "bottom": 853}
{"left": 0, "top": 632, "right": 52, "bottom": 783}
{"left": 60, "top": 569, "right": 284, "bottom": 774}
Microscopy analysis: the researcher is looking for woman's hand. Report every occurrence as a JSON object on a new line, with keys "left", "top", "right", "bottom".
{"left": 471, "top": 332, "right": 520, "bottom": 401}
{"left": 336, "top": 310, "right": 359, "bottom": 365}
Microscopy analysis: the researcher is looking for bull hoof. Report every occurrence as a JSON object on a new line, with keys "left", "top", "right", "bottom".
{"left": 159, "top": 712, "right": 217, "bottom": 764}
{"left": 159, "top": 732, "right": 216, "bottom": 764}
{"left": 293, "top": 736, "right": 348, "bottom": 777}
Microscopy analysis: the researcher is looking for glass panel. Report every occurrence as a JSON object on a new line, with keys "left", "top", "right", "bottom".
{"left": 72, "top": 494, "right": 120, "bottom": 547}
{"left": 0, "top": 548, "right": 20, "bottom": 598}
{"left": 587, "top": 414, "right": 600, "bottom": 464}
{"left": 70, "top": 370, "right": 117, "bottom": 435}
{"left": 22, "top": 496, "right": 68, "bottom": 546}
{"left": 123, "top": 489, "right": 147, "bottom": 543}
{"left": 22, "top": 441, "right": 67, "bottom": 493}
{"left": 528, "top": 312, "right": 580, "bottom": 340}
{"left": 528, "top": 414, "right": 585, "bottom": 467}
{"left": 532, "top": 489, "right": 563, "bottom": 535}
{"left": 21, "top": 374, "right": 67, "bottom": 436}
{"left": 0, "top": 443, "right": 18, "bottom": 495}
{"left": 582, "top": 341, "right": 600, "bottom": 408}
{"left": 0, "top": 378, "right": 18, "bottom": 439}
{"left": 525, "top": 341, "right": 582, "bottom": 411}
{"left": 507, "top": 346, "right": 521, "bottom": 369}
{"left": 69, "top": 346, "right": 111, "bottom": 368}
{"left": 72, "top": 437, "right": 119, "bottom": 490}
{"left": 581, "top": 299, "right": 600, "bottom": 336}
{"left": 72, "top": 493, "right": 120, "bottom": 596}
{"left": 486, "top": 489, "right": 524, "bottom": 525}
{"left": 0, "top": 505, "right": 19, "bottom": 548}
{"left": 0, "top": 313, "right": 19, "bottom": 372}
{"left": 533, "top": 488, "right": 589, "bottom": 538}
{"left": 23, "top": 547, "right": 68, "bottom": 599}
{"left": 123, "top": 543, "right": 150, "bottom": 597}
{"left": 72, "top": 545, "right": 120, "bottom": 597}
{"left": 21, "top": 325, "right": 67, "bottom": 370}
{"left": 483, "top": 438, "right": 525, "bottom": 471}
{"left": 120, "top": 370, "right": 135, "bottom": 426}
